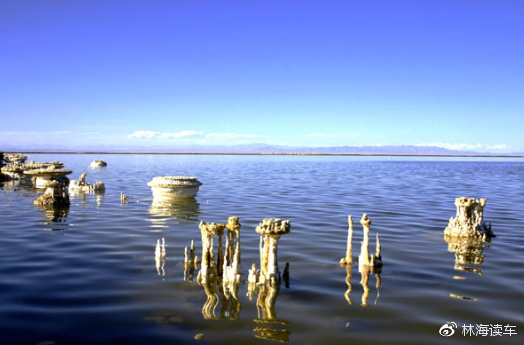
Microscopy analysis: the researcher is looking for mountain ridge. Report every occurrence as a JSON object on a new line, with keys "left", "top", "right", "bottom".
{"left": 2, "top": 143, "right": 523, "bottom": 156}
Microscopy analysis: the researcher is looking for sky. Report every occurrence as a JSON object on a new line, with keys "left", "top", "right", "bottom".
{"left": 1, "top": 0, "right": 523, "bottom": 152}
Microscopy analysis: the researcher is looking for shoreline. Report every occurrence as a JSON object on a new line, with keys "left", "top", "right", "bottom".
{"left": 5, "top": 151, "right": 524, "bottom": 158}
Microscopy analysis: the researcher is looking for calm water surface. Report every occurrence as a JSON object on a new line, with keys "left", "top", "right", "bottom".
{"left": 1, "top": 154, "right": 523, "bottom": 345}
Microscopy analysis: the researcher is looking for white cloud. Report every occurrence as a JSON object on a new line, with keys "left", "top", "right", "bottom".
{"left": 205, "top": 133, "right": 259, "bottom": 139}
{"left": 416, "top": 142, "right": 483, "bottom": 151}
{"left": 159, "top": 130, "right": 205, "bottom": 139}
{"left": 486, "top": 144, "right": 510, "bottom": 150}
{"left": 128, "top": 130, "right": 259, "bottom": 142}
{"left": 128, "top": 130, "right": 159, "bottom": 139}
{"left": 304, "top": 132, "right": 359, "bottom": 138}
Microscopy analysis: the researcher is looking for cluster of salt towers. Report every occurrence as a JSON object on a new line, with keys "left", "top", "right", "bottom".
{"left": 177, "top": 217, "right": 290, "bottom": 340}
{"left": 182, "top": 217, "right": 243, "bottom": 319}
{"left": 0, "top": 153, "right": 105, "bottom": 208}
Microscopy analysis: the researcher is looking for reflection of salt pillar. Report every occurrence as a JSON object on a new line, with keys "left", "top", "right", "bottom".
{"left": 201, "top": 279, "right": 219, "bottom": 319}
{"left": 360, "top": 265, "right": 370, "bottom": 307}
{"left": 359, "top": 214, "right": 371, "bottom": 267}
{"left": 344, "top": 263, "right": 353, "bottom": 305}
{"left": 155, "top": 238, "right": 166, "bottom": 276}
{"left": 374, "top": 273, "right": 381, "bottom": 305}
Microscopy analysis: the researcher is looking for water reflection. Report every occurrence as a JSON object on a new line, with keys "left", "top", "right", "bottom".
{"left": 252, "top": 280, "right": 290, "bottom": 342}
{"left": 155, "top": 238, "right": 166, "bottom": 277}
{"left": 445, "top": 234, "right": 487, "bottom": 275}
{"left": 36, "top": 203, "right": 70, "bottom": 231}
{"left": 149, "top": 196, "right": 200, "bottom": 221}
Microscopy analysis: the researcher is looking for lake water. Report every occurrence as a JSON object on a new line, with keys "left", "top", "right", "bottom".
{"left": 1, "top": 154, "right": 523, "bottom": 345}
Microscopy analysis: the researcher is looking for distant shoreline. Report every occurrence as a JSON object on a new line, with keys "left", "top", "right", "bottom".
{"left": 7, "top": 151, "right": 524, "bottom": 158}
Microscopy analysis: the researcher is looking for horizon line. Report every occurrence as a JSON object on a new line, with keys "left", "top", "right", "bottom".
{"left": 6, "top": 151, "right": 524, "bottom": 158}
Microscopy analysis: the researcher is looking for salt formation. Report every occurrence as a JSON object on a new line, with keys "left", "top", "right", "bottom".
{"left": 0, "top": 165, "right": 26, "bottom": 181}
{"left": 120, "top": 192, "right": 129, "bottom": 204}
{"left": 222, "top": 217, "right": 242, "bottom": 299}
{"left": 340, "top": 214, "right": 382, "bottom": 306}
{"left": 147, "top": 176, "right": 202, "bottom": 199}
{"left": 444, "top": 197, "right": 492, "bottom": 276}
{"left": 3, "top": 153, "right": 28, "bottom": 164}
{"left": 69, "top": 172, "right": 105, "bottom": 194}
{"left": 155, "top": 238, "right": 166, "bottom": 276}
{"left": 0, "top": 152, "right": 5, "bottom": 181}
{"left": 34, "top": 180, "right": 70, "bottom": 207}
{"left": 445, "top": 197, "right": 494, "bottom": 239}
{"left": 89, "top": 159, "right": 107, "bottom": 167}
{"left": 249, "top": 218, "right": 291, "bottom": 285}
{"left": 24, "top": 166, "right": 72, "bottom": 188}
{"left": 1, "top": 158, "right": 63, "bottom": 181}
{"left": 340, "top": 215, "right": 354, "bottom": 265}
{"left": 358, "top": 214, "right": 382, "bottom": 268}
{"left": 192, "top": 217, "right": 242, "bottom": 319}
{"left": 247, "top": 218, "right": 291, "bottom": 342}
{"left": 184, "top": 240, "right": 198, "bottom": 282}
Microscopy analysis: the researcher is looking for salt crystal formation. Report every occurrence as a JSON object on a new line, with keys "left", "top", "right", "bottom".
{"left": 89, "top": 159, "right": 107, "bottom": 167}
{"left": 358, "top": 214, "right": 382, "bottom": 268}
{"left": 69, "top": 172, "right": 105, "bottom": 194}
{"left": 340, "top": 215, "right": 354, "bottom": 265}
{"left": 24, "top": 166, "right": 72, "bottom": 188}
{"left": 148, "top": 176, "right": 202, "bottom": 199}
{"left": 249, "top": 218, "right": 290, "bottom": 286}
{"left": 445, "top": 197, "right": 494, "bottom": 239}
{"left": 34, "top": 180, "right": 70, "bottom": 207}
{"left": 340, "top": 214, "right": 382, "bottom": 306}
{"left": 3, "top": 153, "right": 28, "bottom": 164}
{"left": 184, "top": 240, "right": 198, "bottom": 282}
{"left": 1, "top": 159, "right": 64, "bottom": 181}
{"left": 247, "top": 218, "right": 290, "bottom": 341}
{"left": 192, "top": 217, "right": 242, "bottom": 319}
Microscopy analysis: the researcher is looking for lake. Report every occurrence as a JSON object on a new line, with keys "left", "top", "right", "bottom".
{"left": 0, "top": 154, "right": 523, "bottom": 345}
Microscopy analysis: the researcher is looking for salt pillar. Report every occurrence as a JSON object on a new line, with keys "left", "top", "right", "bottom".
{"left": 358, "top": 214, "right": 371, "bottom": 267}
{"left": 340, "top": 215, "right": 354, "bottom": 265}
{"left": 34, "top": 180, "right": 70, "bottom": 207}
{"left": 255, "top": 218, "right": 291, "bottom": 284}
{"left": 445, "top": 197, "right": 493, "bottom": 239}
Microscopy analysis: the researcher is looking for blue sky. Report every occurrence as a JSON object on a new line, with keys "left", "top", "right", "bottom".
{"left": 1, "top": 0, "right": 523, "bottom": 152}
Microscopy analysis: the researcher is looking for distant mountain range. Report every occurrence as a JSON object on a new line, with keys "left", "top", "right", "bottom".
{"left": 2, "top": 143, "right": 524, "bottom": 156}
